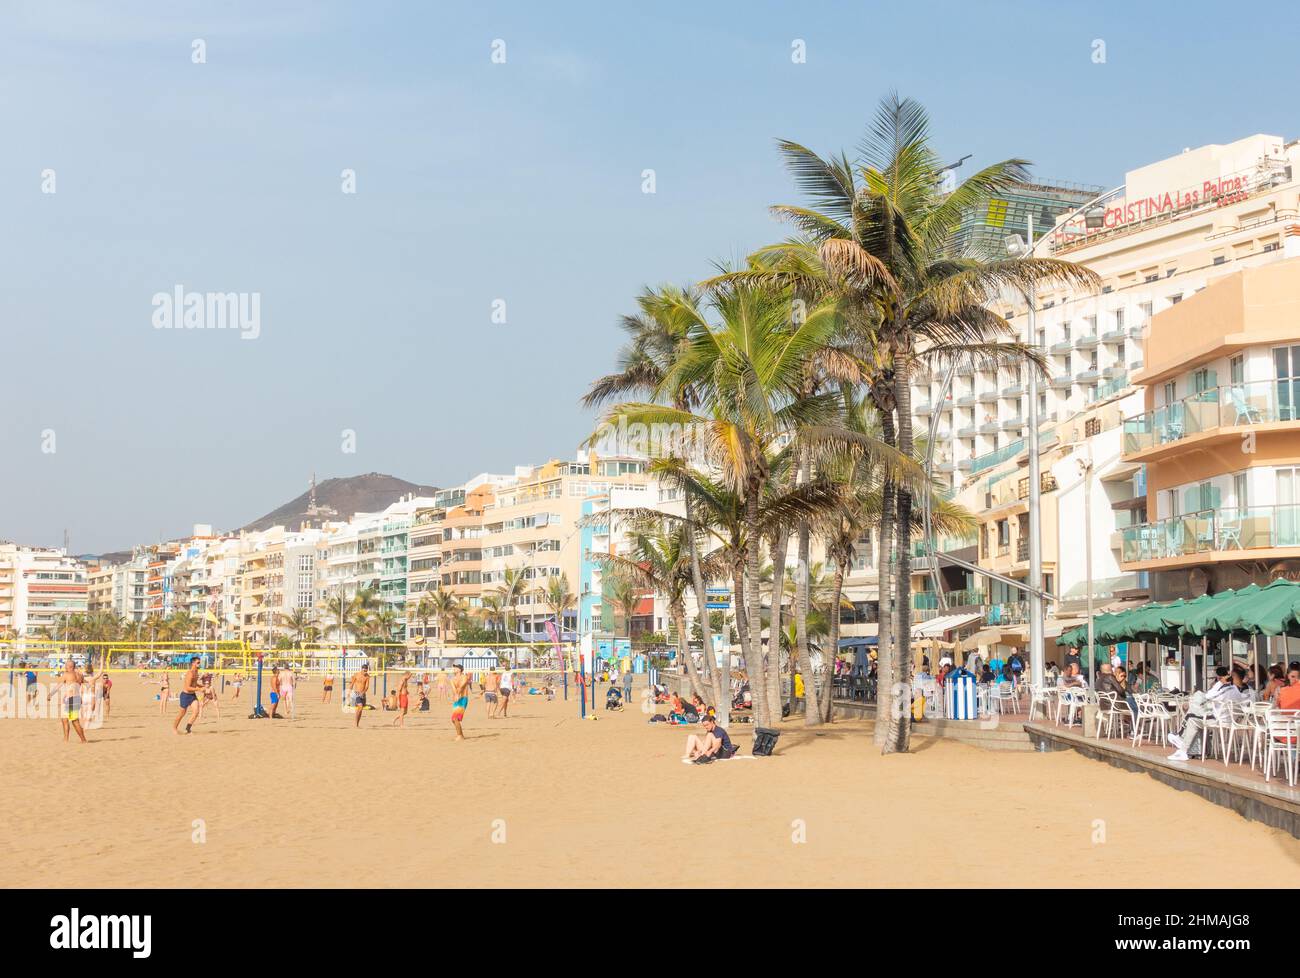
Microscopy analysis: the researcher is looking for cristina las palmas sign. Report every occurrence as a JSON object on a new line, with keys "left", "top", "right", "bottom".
{"left": 1053, "top": 169, "right": 1265, "bottom": 246}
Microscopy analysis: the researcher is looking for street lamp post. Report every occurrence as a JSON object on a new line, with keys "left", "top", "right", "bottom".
{"left": 1079, "top": 453, "right": 1095, "bottom": 686}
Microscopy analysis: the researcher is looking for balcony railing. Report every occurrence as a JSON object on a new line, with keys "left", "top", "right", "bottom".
{"left": 1089, "top": 373, "right": 1130, "bottom": 403}
{"left": 913, "top": 588, "right": 989, "bottom": 611}
{"left": 1120, "top": 505, "right": 1300, "bottom": 562}
{"left": 1123, "top": 378, "right": 1300, "bottom": 454}
{"left": 985, "top": 601, "right": 1028, "bottom": 626}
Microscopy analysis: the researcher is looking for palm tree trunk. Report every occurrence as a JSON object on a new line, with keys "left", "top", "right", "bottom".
{"left": 795, "top": 510, "right": 821, "bottom": 726}
{"left": 874, "top": 406, "right": 896, "bottom": 749}
{"left": 822, "top": 558, "right": 846, "bottom": 723}
{"left": 673, "top": 605, "right": 706, "bottom": 700}
{"left": 885, "top": 354, "right": 915, "bottom": 754}
{"left": 683, "top": 492, "right": 727, "bottom": 720}
{"left": 766, "top": 527, "right": 789, "bottom": 725}
{"left": 733, "top": 562, "right": 763, "bottom": 726}
{"left": 743, "top": 490, "right": 768, "bottom": 730}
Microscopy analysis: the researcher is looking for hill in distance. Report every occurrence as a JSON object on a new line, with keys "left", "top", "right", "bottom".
{"left": 241, "top": 472, "right": 439, "bottom": 533}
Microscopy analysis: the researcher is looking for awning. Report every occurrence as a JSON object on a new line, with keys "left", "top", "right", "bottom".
{"left": 911, "top": 612, "right": 983, "bottom": 639}
{"left": 838, "top": 635, "right": 878, "bottom": 649}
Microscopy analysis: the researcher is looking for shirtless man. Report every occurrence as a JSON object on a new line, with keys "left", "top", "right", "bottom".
{"left": 57, "top": 659, "right": 87, "bottom": 743}
{"left": 482, "top": 668, "right": 501, "bottom": 719}
{"left": 435, "top": 670, "right": 450, "bottom": 703}
{"left": 268, "top": 667, "right": 282, "bottom": 719}
{"left": 450, "top": 663, "right": 470, "bottom": 741}
{"left": 322, "top": 671, "right": 335, "bottom": 704}
{"left": 172, "top": 657, "right": 203, "bottom": 735}
{"left": 278, "top": 664, "right": 296, "bottom": 719}
{"left": 350, "top": 664, "right": 371, "bottom": 728}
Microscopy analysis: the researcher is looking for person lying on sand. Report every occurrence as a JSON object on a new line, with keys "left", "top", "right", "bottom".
{"left": 682, "top": 716, "right": 736, "bottom": 764}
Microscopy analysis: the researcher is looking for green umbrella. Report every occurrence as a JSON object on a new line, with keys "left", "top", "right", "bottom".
{"left": 1177, "top": 584, "right": 1261, "bottom": 638}
{"left": 1204, "top": 578, "right": 1300, "bottom": 636}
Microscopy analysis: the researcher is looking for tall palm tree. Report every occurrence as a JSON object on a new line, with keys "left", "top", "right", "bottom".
{"left": 426, "top": 587, "right": 462, "bottom": 658}
{"left": 277, "top": 607, "right": 317, "bottom": 648}
{"left": 604, "top": 568, "right": 642, "bottom": 641}
{"left": 495, "top": 568, "right": 530, "bottom": 637}
{"left": 765, "top": 93, "right": 1097, "bottom": 751}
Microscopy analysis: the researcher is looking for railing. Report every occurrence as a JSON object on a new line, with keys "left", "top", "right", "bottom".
{"left": 1089, "top": 373, "right": 1129, "bottom": 403}
{"left": 985, "top": 601, "right": 1028, "bottom": 626}
{"left": 1120, "top": 504, "right": 1300, "bottom": 562}
{"left": 1123, "top": 378, "right": 1300, "bottom": 454}
{"left": 912, "top": 587, "right": 989, "bottom": 611}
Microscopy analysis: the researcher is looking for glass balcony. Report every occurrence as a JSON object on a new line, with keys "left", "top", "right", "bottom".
{"left": 913, "top": 588, "right": 989, "bottom": 612}
{"left": 1101, "top": 328, "right": 1127, "bottom": 343}
{"left": 1076, "top": 368, "right": 1101, "bottom": 382}
{"left": 1050, "top": 374, "right": 1073, "bottom": 389}
{"left": 1050, "top": 339, "right": 1073, "bottom": 354}
{"left": 934, "top": 460, "right": 954, "bottom": 473}
{"left": 1128, "top": 325, "right": 1146, "bottom": 339}
{"left": 1074, "top": 334, "right": 1100, "bottom": 350}
{"left": 957, "top": 458, "right": 973, "bottom": 471}
{"left": 977, "top": 390, "right": 999, "bottom": 404}
{"left": 1001, "top": 383, "right": 1025, "bottom": 397}
{"left": 979, "top": 421, "right": 999, "bottom": 434}
{"left": 1120, "top": 504, "right": 1300, "bottom": 562}
{"left": 1001, "top": 417, "right": 1025, "bottom": 431}
{"left": 957, "top": 424, "right": 976, "bottom": 438}
{"left": 1102, "top": 365, "right": 1125, "bottom": 379}
{"left": 916, "top": 402, "right": 933, "bottom": 416}
{"left": 1122, "top": 378, "right": 1300, "bottom": 454}
{"left": 956, "top": 394, "right": 976, "bottom": 407}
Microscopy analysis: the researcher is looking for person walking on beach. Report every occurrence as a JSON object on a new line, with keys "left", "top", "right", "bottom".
{"left": 279, "top": 664, "right": 296, "bottom": 719}
{"left": 483, "top": 668, "right": 501, "bottom": 718}
{"left": 350, "top": 664, "right": 370, "bottom": 728}
{"left": 450, "top": 662, "right": 470, "bottom": 741}
{"left": 322, "top": 671, "right": 335, "bottom": 704}
{"left": 499, "top": 665, "right": 514, "bottom": 717}
{"left": 622, "top": 667, "right": 634, "bottom": 705}
{"left": 392, "top": 672, "right": 412, "bottom": 728}
{"left": 435, "top": 670, "right": 449, "bottom": 703}
{"left": 172, "top": 657, "right": 203, "bottom": 735}
{"left": 57, "top": 659, "right": 87, "bottom": 744}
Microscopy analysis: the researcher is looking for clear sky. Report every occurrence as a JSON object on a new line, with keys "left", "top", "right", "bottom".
{"left": 3, "top": 0, "right": 1297, "bottom": 553}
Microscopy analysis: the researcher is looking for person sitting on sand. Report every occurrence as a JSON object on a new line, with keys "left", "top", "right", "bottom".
{"left": 683, "top": 716, "right": 736, "bottom": 764}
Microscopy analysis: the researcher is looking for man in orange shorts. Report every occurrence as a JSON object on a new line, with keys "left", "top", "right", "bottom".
{"left": 450, "top": 663, "right": 470, "bottom": 741}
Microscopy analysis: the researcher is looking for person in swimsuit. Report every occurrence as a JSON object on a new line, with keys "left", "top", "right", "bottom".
{"left": 231, "top": 672, "right": 244, "bottom": 700}
{"left": 58, "top": 660, "right": 87, "bottom": 743}
{"left": 482, "top": 668, "right": 501, "bottom": 718}
{"left": 322, "top": 672, "right": 335, "bottom": 704}
{"left": 101, "top": 672, "right": 112, "bottom": 719}
{"left": 392, "top": 672, "right": 412, "bottom": 728}
{"left": 173, "top": 657, "right": 202, "bottom": 735}
{"left": 499, "top": 666, "right": 514, "bottom": 717}
{"left": 200, "top": 673, "right": 221, "bottom": 721}
{"left": 158, "top": 674, "right": 171, "bottom": 714}
{"left": 269, "top": 667, "right": 282, "bottom": 719}
{"left": 350, "top": 664, "right": 370, "bottom": 728}
{"left": 450, "top": 663, "right": 470, "bottom": 741}
{"left": 435, "top": 670, "right": 449, "bottom": 703}
{"left": 278, "top": 664, "right": 296, "bottom": 719}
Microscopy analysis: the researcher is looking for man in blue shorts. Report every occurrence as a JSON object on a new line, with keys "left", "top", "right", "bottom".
{"left": 172, "top": 657, "right": 202, "bottom": 735}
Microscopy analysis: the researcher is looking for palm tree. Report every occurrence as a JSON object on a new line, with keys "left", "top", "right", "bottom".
{"left": 764, "top": 93, "right": 1097, "bottom": 750}
{"left": 426, "top": 587, "right": 462, "bottom": 662}
{"left": 494, "top": 568, "right": 530, "bottom": 637}
{"left": 478, "top": 593, "right": 507, "bottom": 637}
{"left": 604, "top": 568, "right": 642, "bottom": 641}
{"left": 277, "top": 607, "right": 317, "bottom": 648}
{"left": 535, "top": 573, "right": 575, "bottom": 670}
{"left": 594, "top": 283, "right": 914, "bottom": 727}
{"left": 413, "top": 592, "right": 436, "bottom": 647}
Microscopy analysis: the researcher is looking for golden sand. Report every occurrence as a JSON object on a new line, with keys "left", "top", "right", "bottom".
{"left": 1, "top": 674, "right": 1297, "bottom": 888}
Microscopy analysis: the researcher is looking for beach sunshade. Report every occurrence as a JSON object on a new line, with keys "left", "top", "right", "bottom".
{"left": 1176, "top": 584, "right": 1260, "bottom": 637}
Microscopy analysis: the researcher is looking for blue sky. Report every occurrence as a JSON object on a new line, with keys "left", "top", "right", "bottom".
{"left": 3, "top": 0, "right": 1297, "bottom": 553}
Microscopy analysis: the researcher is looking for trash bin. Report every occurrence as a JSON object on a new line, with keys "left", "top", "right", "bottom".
{"left": 752, "top": 727, "right": 781, "bottom": 756}
{"left": 947, "top": 668, "right": 977, "bottom": 720}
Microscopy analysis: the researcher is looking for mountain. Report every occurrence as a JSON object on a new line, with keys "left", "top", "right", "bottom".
{"left": 240, "top": 473, "right": 439, "bottom": 533}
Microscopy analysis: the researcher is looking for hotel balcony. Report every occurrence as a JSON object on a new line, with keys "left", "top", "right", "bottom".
{"left": 956, "top": 394, "right": 976, "bottom": 407}
{"left": 1050, "top": 373, "right": 1073, "bottom": 389}
{"left": 956, "top": 424, "right": 976, "bottom": 438}
{"left": 1076, "top": 367, "right": 1101, "bottom": 383}
{"left": 1101, "top": 328, "right": 1127, "bottom": 343}
{"left": 1001, "top": 383, "right": 1025, "bottom": 398}
{"left": 934, "top": 459, "right": 954, "bottom": 473}
{"left": 957, "top": 458, "right": 973, "bottom": 472}
{"left": 1074, "top": 334, "right": 1101, "bottom": 350}
{"left": 916, "top": 402, "right": 933, "bottom": 416}
{"left": 1121, "top": 378, "right": 1300, "bottom": 461}
{"left": 1119, "top": 504, "right": 1300, "bottom": 570}
{"left": 977, "top": 390, "right": 999, "bottom": 404}
{"left": 1128, "top": 324, "right": 1146, "bottom": 339}
{"left": 1102, "top": 365, "right": 1126, "bottom": 379}
{"left": 955, "top": 363, "right": 973, "bottom": 377}
{"left": 1000, "top": 417, "right": 1025, "bottom": 431}
{"left": 978, "top": 421, "right": 999, "bottom": 434}
{"left": 1050, "top": 339, "right": 1073, "bottom": 354}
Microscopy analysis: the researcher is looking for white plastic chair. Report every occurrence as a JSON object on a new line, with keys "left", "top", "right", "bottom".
{"left": 1264, "top": 711, "right": 1299, "bottom": 786}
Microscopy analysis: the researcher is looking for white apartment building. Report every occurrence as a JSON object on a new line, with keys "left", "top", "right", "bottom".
{"left": 924, "top": 133, "right": 1300, "bottom": 491}
{"left": 0, "top": 544, "right": 88, "bottom": 639}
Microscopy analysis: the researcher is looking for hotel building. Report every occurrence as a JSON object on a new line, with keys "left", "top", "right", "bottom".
{"left": 923, "top": 133, "right": 1300, "bottom": 493}
{"left": 0, "top": 545, "right": 88, "bottom": 639}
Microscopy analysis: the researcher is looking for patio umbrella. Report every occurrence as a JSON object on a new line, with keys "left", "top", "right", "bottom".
{"left": 1206, "top": 578, "right": 1300, "bottom": 636}
{"left": 1176, "top": 584, "right": 1260, "bottom": 638}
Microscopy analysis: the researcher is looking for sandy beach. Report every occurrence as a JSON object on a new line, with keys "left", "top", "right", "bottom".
{"left": 2, "top": 673, "right": 1298, "bottom": 888}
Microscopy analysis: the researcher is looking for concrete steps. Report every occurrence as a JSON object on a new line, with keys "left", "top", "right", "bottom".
{"left": 832, "top": 701, "right": 1038, "bottom": 752}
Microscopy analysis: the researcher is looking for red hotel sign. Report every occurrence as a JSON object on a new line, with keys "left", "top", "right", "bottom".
{"left": 1098, "top": 175, "right": 1251, "bottom": 229}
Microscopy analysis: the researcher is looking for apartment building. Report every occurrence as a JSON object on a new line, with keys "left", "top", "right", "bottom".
{"left": 86, "top": 565, "right": 115, "bottom": 614}
{"left": 238, "top": 526, "right": 324, "bottom": 646}
{"left": 1118, "top": 256, "right": 1300, "bottom": 604}
{"left": 925, "top": 133, "right": 1300, "bottom": 492}
{"left": 0, "top": 544, "right": 88, "bottom": 638}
